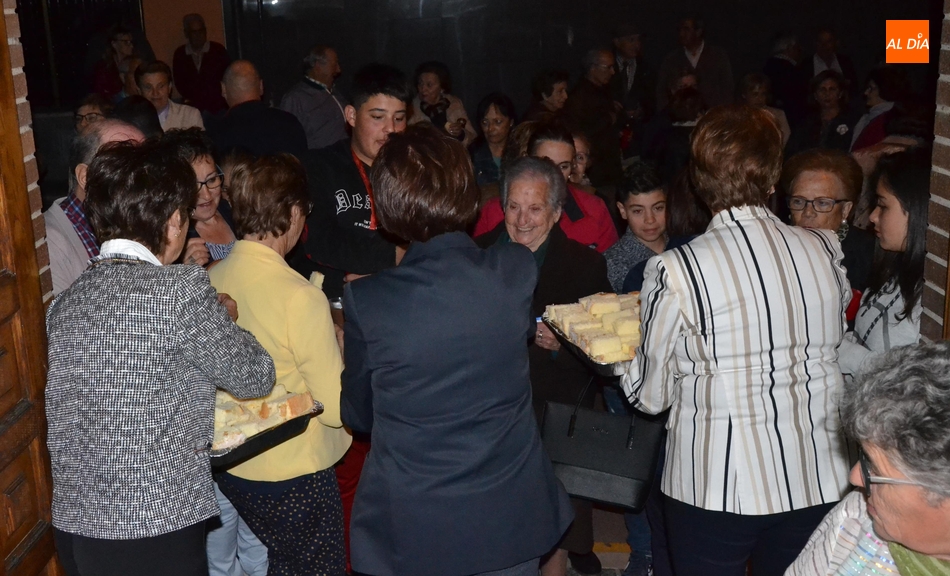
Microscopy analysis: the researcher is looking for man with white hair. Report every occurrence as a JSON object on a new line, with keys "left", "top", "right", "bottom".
{"left": 173, "top": 13, "right": 230, "bottom": 114}
{"left": 280, "top": 45, "right": 349, "bottom": 150}
{"left": 44, "top": 120, "right": 145, "bottom": 295}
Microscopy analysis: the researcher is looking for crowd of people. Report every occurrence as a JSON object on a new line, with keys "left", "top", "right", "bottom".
{"left": 41, "top": 10, "right": 949, "bottom": 576}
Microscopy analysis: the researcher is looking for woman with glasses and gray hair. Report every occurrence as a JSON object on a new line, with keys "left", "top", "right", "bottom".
{"left": 163, "top": 128, "right": 237, "bottom": 267}
{"left": 787, "top": 340, "right": 950, "bottom": 574}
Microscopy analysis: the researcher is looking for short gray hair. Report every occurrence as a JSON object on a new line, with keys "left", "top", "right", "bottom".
{"left": 499, "top": 156, "right": 567, "bottom": 212}
{"left": 582, "top": 48, "right": 611, "bottom": 72}
{"left": 302, "top": 45, "right": 333, "bottom": 72}
{"left": 68, "top": 120, "right": 132, "bottom": 190}
{"left": 842, "top": 341, "right": 950, "bottom": 501}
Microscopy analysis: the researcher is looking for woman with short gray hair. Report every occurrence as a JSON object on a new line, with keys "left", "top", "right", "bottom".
{"left": 477, "top": 155, "right": 612, "bottom": 576}
{"left": 787, "top": 340, "right": 950, "bottom": 575}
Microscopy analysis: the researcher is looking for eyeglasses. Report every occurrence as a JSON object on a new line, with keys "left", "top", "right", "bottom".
{"left": 197, "top": 173, "right": 224, "bottom": 192}
{"left": 786, "top": 196, "right": 848, "bottom": 213}
{"left": 858, "top": 451, "right": 926, "bottom": 496}
{"left": 75, "top": 112, "right": 104, "bottom": 125}
{"left": 112, "top": 38, "right": 133, "bottom": 45}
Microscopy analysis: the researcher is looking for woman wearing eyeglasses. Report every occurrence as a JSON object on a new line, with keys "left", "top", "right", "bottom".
{"left": 163, "top": 129, "right": 237, "bottom": 267}
{"left": 780, "top": 149, "right": 875, "bottom": 293}
{"left": 787, "top": 341, "right": 950, "bottom": 575}
{"left": 837, "top": 148, "right": 928, "bottom": 380}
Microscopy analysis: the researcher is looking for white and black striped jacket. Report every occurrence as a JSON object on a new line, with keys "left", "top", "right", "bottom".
{"left": 622, "top": 205, "right": 853, "bottom": 515}
{"left": 46, "top": 255, "right": 275, "bottom": 539}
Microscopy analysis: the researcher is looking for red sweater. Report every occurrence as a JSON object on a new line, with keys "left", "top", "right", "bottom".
{"left": 473, "top": 184, "right": 618, "bottom": 252}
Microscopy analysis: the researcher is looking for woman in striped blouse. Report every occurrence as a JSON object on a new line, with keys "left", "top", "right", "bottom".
{"left": 622, "top": 105, "right": 853, "bottom": 576}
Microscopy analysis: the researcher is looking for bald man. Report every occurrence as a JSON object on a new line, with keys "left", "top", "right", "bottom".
{"left": 205, "top": 60, "right": 307, "bottom": 159}
{"left": 44, "top": 120, "right": 145, "bottom": 295}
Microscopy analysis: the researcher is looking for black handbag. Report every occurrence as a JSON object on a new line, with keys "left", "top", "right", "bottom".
{"left": 540, "top": 377, "right": 667, "bottom": 512}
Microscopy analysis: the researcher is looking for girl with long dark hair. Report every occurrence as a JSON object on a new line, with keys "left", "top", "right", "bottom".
{"left": 838, "top": 147, "right": 929, "bottom": 377}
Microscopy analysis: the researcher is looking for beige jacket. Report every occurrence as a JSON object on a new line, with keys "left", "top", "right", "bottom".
{"left": 410, "top": 94, "right": 476, "bottom": 147}
{"left": 162, "top": 101, "right": 204, "bottom": 131}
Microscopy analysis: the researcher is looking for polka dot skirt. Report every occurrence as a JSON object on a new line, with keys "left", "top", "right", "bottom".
{"left": 216, "top": 468, "right": 346, "bottom": 576}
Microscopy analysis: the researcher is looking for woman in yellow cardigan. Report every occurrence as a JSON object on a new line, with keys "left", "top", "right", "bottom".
{"left": 209, "top": 153, "right": 350, "bottom": 576}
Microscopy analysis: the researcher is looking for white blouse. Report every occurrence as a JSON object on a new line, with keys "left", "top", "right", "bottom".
{"left": 838, "top": 282, "right": 921, "bottom": 378}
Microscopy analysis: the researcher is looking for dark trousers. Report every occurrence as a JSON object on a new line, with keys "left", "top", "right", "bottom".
{"left": 663, "top": 496, "right": 837, "bottom": 576}
{"left": 54, "top": 522, "right": 208, "bottom": 576}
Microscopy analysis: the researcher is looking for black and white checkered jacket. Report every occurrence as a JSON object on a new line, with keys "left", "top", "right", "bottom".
{"left": 45, "top": 256, "right": 276, "bottom": 539}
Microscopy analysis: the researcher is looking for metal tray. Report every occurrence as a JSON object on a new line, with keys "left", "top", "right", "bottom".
{"left": 542, "top": 314, "right": 631, "bottom": 378}
{"left": 210, "top": 401, "right": 324, "bottom": 469}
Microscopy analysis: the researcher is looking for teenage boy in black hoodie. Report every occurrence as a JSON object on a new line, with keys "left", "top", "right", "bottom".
{"left": 292, "top": 63, "right": 410, "bottom": 298}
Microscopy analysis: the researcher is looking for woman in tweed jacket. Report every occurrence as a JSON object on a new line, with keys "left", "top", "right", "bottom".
{"left": 45, "top": 139, "right": 276, "bottom": 576}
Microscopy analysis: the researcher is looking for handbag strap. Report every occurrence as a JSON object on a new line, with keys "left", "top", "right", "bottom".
{"left": 567, "top": 376, "right": 638, "bottom": 449}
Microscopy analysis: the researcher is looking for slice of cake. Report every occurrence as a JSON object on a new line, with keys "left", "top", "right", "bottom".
{"left": 620, "top": 334, "right": 641, "bottom": 355}
{"left": 586, "top": 334, "right": 622, "bottom": 359}
{"left": 614, "top": 317, "right": 641, "bottom": 337}
{"left": 618, "top": 292, "right": 640, "bottom": 310}
{"left": 598, "top": 350, "right": 633, "bottom": 363}
{"left": 560, "top": 311, "right": 597, "bottom": 333}
{"left": 601, "top": 309, "right": 637, "bottom": 332}
{"left": 569, "top": 321, "right": 604, "bottom": 341}
{"left": 580, "top": 293, "right": 622, "bottom": 316}
{"left": 212, "top": 426, "right": 247, "bottom": 451}
{"left": 546, "top": 303, "right": 585, "bottom": 323}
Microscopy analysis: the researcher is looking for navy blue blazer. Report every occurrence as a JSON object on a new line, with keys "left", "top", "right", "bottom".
{"left": 341, "top": 232, "right": 573, "bottom": 576}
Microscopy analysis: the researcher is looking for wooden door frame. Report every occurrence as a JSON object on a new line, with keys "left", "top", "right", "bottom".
{"left": 0, "top": 8, "right": 59, "bottom": 576}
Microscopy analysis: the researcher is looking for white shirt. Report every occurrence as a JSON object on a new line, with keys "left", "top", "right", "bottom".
{"left": 813, "top": 54, "right": 843, "bottom": 76}
{"left": 622, "top": 206, "right": 853, "bottom": 515}
{"left": 99, "top": 239, "right": 162, "bottom": 266}
{"left": 838, "top": 282, "right": 921, "bottom": 378}
{"left": 685, "top": 41, "right": 705, "bottom": 69}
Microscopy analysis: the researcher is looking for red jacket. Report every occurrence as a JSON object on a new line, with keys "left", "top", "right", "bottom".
{"left": 473, "top": 184, "right": 618, "bottom": 252}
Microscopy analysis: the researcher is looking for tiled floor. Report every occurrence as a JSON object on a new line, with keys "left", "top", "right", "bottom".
{"left": 561, "top": 505, "right": 632, "bottom": 575}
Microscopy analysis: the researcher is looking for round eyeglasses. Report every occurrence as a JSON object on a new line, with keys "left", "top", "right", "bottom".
{"left": 786, "top": 196, "right": 848, "bottom": 213}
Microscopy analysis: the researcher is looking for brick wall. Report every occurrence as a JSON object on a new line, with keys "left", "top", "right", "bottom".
{"left": 4, "top": 0, "right": 51, "bottom": 303}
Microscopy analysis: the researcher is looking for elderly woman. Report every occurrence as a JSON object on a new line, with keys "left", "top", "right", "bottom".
{"left": 787, "top": 341, "right": 950, "bottom": 574}
{"left": 740, "top": 73, "right": 790, "bottom": 147}
{"left": 788, "top": 70, "right": 856, "bottom": 155}
{"left": 524, "top": 69, "right": 570, "bottom": 122}
{"left": 162, "top": 129, "right": 237, "bottom": 267}
{"left": 209, "top": 154, "right": 351, "bottom": 575}
{"left": 46, "top": 140, "right": 275, "bottom": 576}
{"left": 621, "top": 105, "right": 852, "bottom": 576}
{"left": 473, "top": 120, "right": 618, "bottom": 253}
{"left": 477, "top": 156, "right": 612, "bottom": 576}
{"left": 838, "top": 148, "right": 928, "bottom": 380}
{"left": 470, "top": 92, "right": 517, "bottom": 186}
{"left": 341, "top": 125, "right": 572, "bottom": 576}
{"left": 781, "top": 148, "right": 875, "bottom": 292}
{"left": 410, "top": 61, "right": 477, "bottom": 146}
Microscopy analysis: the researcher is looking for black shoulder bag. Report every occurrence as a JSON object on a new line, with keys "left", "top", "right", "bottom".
{"left": 540, "top": 377, "right": 667, "bottom": 511}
